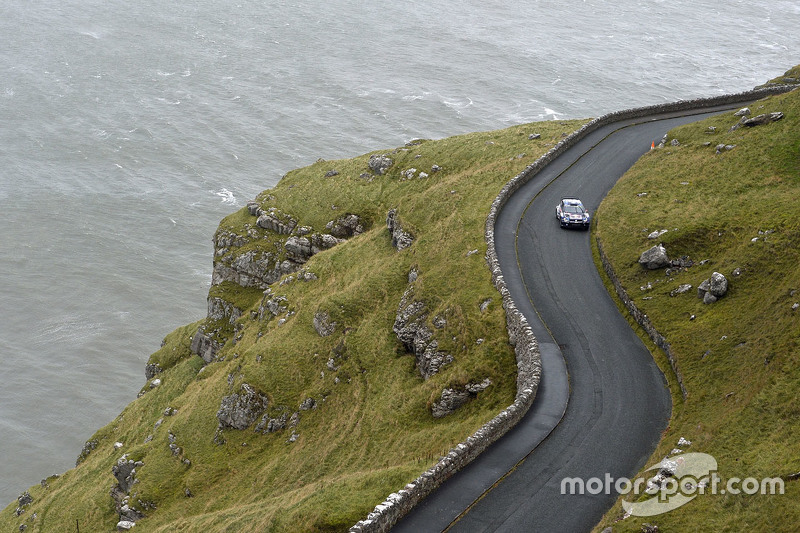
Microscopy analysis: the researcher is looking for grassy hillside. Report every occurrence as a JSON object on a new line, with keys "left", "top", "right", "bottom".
{"left": 1, "top": 119, "right": 586, "bottom": 532}
{"left": 594, "top": 78, "right": 800, "bottom": 531}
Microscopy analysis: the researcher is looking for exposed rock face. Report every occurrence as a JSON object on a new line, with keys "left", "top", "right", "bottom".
{"left": 212, "top": 249, "right": 284, "bottom": 288}
{"left": 326, "top": 214, "right": 365, "bottom": 239}
{"left": 216, "top": 383, "right": 269, "bottom": 430}
{"left": 255, "top": 412, "right": 287, "bottom": 434}
{"left": 387, "top": 209, "right": 414, "bottom": 251}
{"left": 393, "top": 271, "right": 453, "bottom": 379}
{"left": 212, "top": 209, "right": 360, "bottom": 291}
{"left": 313, "top": 311, "right": 337, "bottom": 337}
{"left": 190, "top": 327, "right": 223, "bottom": 364}
{"left": 111, "top": 455, "right": 146, "bottom": 526}
{"left": 144, "top": 363, "right": 162, "bottom": 381}
{"left": 208, "top": 297, "right": 242, "bottom": 325}
{"left": 697, "top": 272, "right": 729, "bottom": 304}
{"left": 258, "top": 289, "right": 287, "bottom": 319}
{"left": 256, "top": 211, "right": 297, "bottom": 234}
{"left": 431, "top": 379, "right": 492, "bottom": 418}
{"left": 639, "top": 244, "right": 670, "bottom": 269}
{"left": 368, "top": 154, "right": 393, "bottom": 175}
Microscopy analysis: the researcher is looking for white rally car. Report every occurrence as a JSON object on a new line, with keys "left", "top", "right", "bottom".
{"left": 556, "top": 198, "right": 590, "bottom": 229}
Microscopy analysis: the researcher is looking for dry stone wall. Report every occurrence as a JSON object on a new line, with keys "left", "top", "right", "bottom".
{"left": 350, "top": 85, "right": 796, "bottom": 533}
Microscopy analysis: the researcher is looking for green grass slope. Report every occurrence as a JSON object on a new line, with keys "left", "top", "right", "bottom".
{"left": 594, "top": 78, "right": 800, "bottom": 531}
{"left": 1, "top": 120, "right": 586, "bottom": 532}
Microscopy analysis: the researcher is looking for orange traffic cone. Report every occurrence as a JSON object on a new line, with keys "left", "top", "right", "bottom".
{"left": 651, "top": 141, "right": 655, "bottom": 150}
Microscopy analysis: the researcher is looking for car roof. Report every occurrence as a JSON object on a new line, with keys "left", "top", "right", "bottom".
{"left": 561, "top": 198, "right": 583, "bottom": 205}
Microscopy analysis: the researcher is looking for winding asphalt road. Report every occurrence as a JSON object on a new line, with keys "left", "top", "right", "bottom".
{"left": 393, "top": 104, "right": 747, "bottom": 532}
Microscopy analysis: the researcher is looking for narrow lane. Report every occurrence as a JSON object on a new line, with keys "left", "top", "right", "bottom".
{"left": 394, "top": 105, "right": 745, "bottom": 532}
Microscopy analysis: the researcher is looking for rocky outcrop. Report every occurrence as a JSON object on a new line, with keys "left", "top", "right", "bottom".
{"left": 256, "top": 211, "right": 297, "bottom": 235}
{"left": 393, "top": 270, "right": 453, "bottom": 379}
{"left": 258, "top": 289, "right": 288, "bottom": 320}
{"left": 207, "top": 297, "right": 242, "bottom": 325}
{"left": 327, "top": 214, "right": 365, "bottom": 239}
{"left": 213, "top": 211, "right": 362, "bottom": 290}
{"left": 212, "top": 249, "right": 287, "bottom": 289}
{"left": 697, "top": 272, "right": 728, "bottom": 304}
{"left": 431, "top": 379, "right": 492, "bottom": 418}
{"left": 111, "top": 455, "right": 146, "bottom": 527}
{"left": 386, "top": 209, "right": 414, "bottom": 251}
{"left": 190, "top": 326, "right": 223, "bottom": 364}
{"left": 313, "top": 311, "right": 337, "bottom": 337}
{"left": 368, "top": 154, "right": 393, "bottom": 175}
{"left": 639, "top": 244, "right": 670, "bottom": 269}
{"left": 216, "top": 383, "right": 269, "bottom": 431}
{"left": 255, "top": 412, "right": 288, "bottom": 434}
{"left": 743, "top": 111, "right": 784, "bottom": 127}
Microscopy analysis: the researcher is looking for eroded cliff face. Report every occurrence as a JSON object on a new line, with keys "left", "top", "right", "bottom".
{"left": 188, "top": 206, "right": 366, "bottom": 363}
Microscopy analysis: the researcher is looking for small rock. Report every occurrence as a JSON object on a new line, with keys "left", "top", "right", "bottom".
{"left": 648, "top": 229, "right": 668, "bottom": 240}
{"left": 792, "top": 303, "right": 799, "bottom": 311}
{"left": 116, "top": 521, "right": 136, "bottom": 531}
{"left": 670, "top": 139, "right": 680, "bottom": 146}
{"left": 670, "top": 284, "right": 693, "bottom": 297}
{"left": 733, "top": 107, "right": 751, "bottom": 117}
{"left": 324, "top": 170, "right": 339, "bottom": 177}
{"left": 431, "top": 165, "right": 441, "bottom": 173}
{"left": 529, "top": 133, "right": 541, "bottom": 140}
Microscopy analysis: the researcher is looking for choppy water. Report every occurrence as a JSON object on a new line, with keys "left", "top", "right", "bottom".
{"left": 0, "top": 0, "right": 797, "bottom": 505}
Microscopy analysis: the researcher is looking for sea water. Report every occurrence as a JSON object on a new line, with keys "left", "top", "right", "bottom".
{"left": 0, "top": 0, "right": 797, "bottom": 505}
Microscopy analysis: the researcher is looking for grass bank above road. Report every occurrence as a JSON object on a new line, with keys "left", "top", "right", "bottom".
{"left": 594, "top": 80, "right": 800, "bottom": 531}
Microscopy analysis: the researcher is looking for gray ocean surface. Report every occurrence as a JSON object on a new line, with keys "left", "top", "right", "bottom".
{"left": 0, "top": 0, "right": 797, "bottom": 506}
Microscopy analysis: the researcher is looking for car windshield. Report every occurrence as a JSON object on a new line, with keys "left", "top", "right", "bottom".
{"left": 564, "top": 204, "right": 584, "bottom": 214}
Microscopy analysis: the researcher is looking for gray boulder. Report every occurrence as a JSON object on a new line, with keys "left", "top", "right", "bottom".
{"left": 284, "top": 236, "right": 313, "bottom": 262}
{"left": 697, "top": 272, "right": 728, "bottom": 304}
{"left": 639, "top": 244, "right": 670, "bottom": 269}
{"left": 431, "top": 379, "right": 491, "bottom": 418}
{"left": 256, "top": 212, "right": 297, "bottom": 234}
{"left": 216, "top": 384, "right": 269, "bottom": 430}
{"left": 743, "top": 112, "right": 784, "bottom": 127}
{"left": 190, "top": 327, "right": 222, "bottom": 364}
{"left": 708, "top": 271, "right": 728, "bottom": 297}
{"left": 326, "top": 214, "right": 364, "bottom": 239}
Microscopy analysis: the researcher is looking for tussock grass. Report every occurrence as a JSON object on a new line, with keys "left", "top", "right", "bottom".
{"left": 1, "top": 120, "right": 587, "bottom": 532}
{"left": 594, "top": 85, "right": 800, "bottom": 531}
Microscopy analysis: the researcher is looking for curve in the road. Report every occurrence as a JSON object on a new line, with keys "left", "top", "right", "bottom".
{"left": 390, "top": 88, "right": 794, "bottom": 533}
